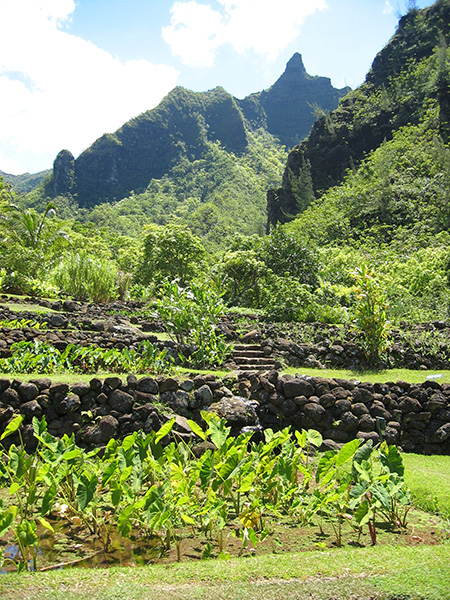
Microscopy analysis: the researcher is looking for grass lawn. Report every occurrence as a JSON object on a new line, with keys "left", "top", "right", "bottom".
{"left": 283, "top": 366, "right": 450, "bottom": 385}
{"left": 403, "top": 454, "right": 450, "bottom": 517}
{"left": 1, "top": 545, "right": 449, "bottom": 600}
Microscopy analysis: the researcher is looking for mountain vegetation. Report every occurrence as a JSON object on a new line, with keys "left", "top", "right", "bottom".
{"left": 2, "top": 0, "right": 450, "bottom": 349}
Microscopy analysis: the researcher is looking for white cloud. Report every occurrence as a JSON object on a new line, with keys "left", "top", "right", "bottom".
{"left": 163, "top": 0, "right": 327, "bottom": 66}
{"left": 383, "top": 1, "right": 394, "bottom": 14}
{"left": 0, "top": 0, "right": 179, "bottom": 172}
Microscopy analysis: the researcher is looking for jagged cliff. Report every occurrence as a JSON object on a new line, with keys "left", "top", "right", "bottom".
{"left": 45, "top": 54, "right": 349, "bottom": 208}
{"left": 267, "top": 0, "right": 450, "bottom": 229}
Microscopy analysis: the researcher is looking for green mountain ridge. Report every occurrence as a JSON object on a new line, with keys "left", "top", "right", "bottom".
{"left": 41, "top": 54, "right": 348, "bottom": 209}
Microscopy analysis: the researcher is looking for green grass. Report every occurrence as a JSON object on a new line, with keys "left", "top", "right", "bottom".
{"left": 404, "top": 454, "right": 450, "bottom": 517}
{"left": 1, "top": 545, "right": 449, "bottom": 600}
{"left": 0, "top": 302, "right": 58, "bottom": 314}
{"left": 282, "top": 366, "right": 450, "bottom": 384}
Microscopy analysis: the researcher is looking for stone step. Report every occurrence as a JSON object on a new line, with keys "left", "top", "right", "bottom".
{"left": 236, "top": 364, "right": 276, "bottom": 371}
{"left": 234, "top": 344, "right": 262, "bottom": 351}
{"left": 233, "top": 349, "right": 266, "bottom": 358}
{"left": 234, "top": 356, "right": 274, "bottom": 365}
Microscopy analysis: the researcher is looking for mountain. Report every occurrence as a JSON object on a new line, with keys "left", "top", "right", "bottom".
{"left": 267, "top": 0, "right": 450, "bottom": 229}
{"left": 0, "top": 169, "right": 50, "bottom": 194}
{"left": 42, "top": 54, "right": 348, "bottom": 208}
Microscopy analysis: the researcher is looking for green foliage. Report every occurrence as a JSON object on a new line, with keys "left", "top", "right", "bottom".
{"left": 52, "top": 251, "right": 120, "bottom": 302}
{"left": 0, "top": 339, "right": 173, "bottom": 375}
{"left": 262, "top": 225, "right": 319, "bottom": 285}
{"left": 0, "top": 413, "right": 412, "bottom": 571}
{"left": 219, "top": 249, "right": 267, "bottom": 308}
{"left": 351, "top": 267, "right": 389, "bottom": 365}
{"left": 135, "top": 223, "right": 205, "bottom": 287}
{"left": 153, "top": 281, "right": 232, "bottom": 368}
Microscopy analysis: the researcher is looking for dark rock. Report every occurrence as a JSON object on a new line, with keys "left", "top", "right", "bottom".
{"left": 108, "top": 389, "right": 133, "bottom": 413}
{"left": 301, "top": 402, "right": 327, "bottom": 423}
{"left": 283, "top": 378, "right": 314, "bottom": 398}
{"left": 70, "top": 382, "right": 91, "bottom": 397}
{"left": 54, "top": 394, "right": 81, "bottom": 415}
{"left": 90, "top": 378, "right": 103, "bottom": 392}
{"left": 430, "top": 423, "right": 450, "bottom": 443}
{"left": 29, "top": 378, "right": 52, "bottom": 391}
{"left": 84, "top": 415, "right": 119, "bottom": 445}
{"left": 194, "top": 385, "right": 213, "bottom": 406}
{"left": 159, "top": 377, "right": 179, "bottom": 393}
{"left": 357, "top": 431, "right": 380, "bottom": 444}
{"left": 399, "top": 396, "right": 422, "bottom": 413}
{"left": 358, "top": 414, "right": 376, "bottom": 432}
{"left": 351, "top": 388, "right": 373, "bottom": 405}
{"left": 0, "top": 388, "right": 20, "bottom": 408}
{"left": 20, "top": 400, "right": 43, "bottom": 421}
{"left": 18, "top": 382, "right": 39, "bottom": 402}
{"left": 352, "top": 402, "right": 370, "bottom": 417}
{"left": 337, "top": 411, "right": 359, "bottom": 432}
{"left": 104, "top": 376, "right": 122, "bottom": 390}
{"left": 136, "top": 377, "right": 159, "bottom": 395}
{"left": 0, "top": 379, "right": 11, "bottom": 394}
{"left": 49, "top": 382, "right": 69, "bottom": 398}
{"left": 209, "top": 396, "right": 258, "bottom": 427}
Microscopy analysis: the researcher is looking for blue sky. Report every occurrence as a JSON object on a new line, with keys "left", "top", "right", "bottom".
{"left": 0, "top": 0, "right": 435, "bottom": 175}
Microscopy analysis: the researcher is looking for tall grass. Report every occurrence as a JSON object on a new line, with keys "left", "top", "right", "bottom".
{"left": 53, "top": 251, "right": 119, "bottom": 302}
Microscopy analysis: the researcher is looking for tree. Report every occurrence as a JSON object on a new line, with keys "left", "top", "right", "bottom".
{"left": 262, "top": 225, "right": 319, "bottom": 286}
{"left": 219, "top": 249, "right": 267, "bottom": 308}
{"left": 135, "top": 223, "right": 205, "bottom": 286}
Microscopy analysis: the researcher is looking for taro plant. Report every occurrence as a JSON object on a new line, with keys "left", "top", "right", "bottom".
{"left": 0, "top": 416, "right": 57, "bottom": 571}
{"left": 349, "top": 441, "right": 411, "bottom": 544}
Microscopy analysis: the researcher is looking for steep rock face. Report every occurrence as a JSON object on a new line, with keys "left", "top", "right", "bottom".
{"left": 247, "top": 53, "right": 349, "bottom": 148}
{"left": 267, "top": 0, "right": 450, "bottom": 228}
{"left": 52, "top": 149, "right": 75, "bottom": 196}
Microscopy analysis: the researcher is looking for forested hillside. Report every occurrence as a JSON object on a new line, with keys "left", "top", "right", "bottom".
{"left": 267, "top": 0, "right": 450, "bottom": 227}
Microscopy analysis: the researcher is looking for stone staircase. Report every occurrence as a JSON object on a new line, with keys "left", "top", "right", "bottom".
{"left": 232, "top": 343, "right": 276, "bottom": 371}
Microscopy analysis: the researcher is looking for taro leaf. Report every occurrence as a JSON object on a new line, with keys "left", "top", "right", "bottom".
{"left": 315, "top": 451, "right": 336, "bottom": 483}
{"left": 199, "top": 453, "right": 213, "bottom": 490}
{"left": 371, "top": 481, "right": 392, "bottom": 510}
{"left": 354, "top": 440, "right": 373, "bottom": 465}
{"left": 76, "top": 473, "right": 98, "bottom": 511}
{"left": 38, "top": 517, "right": 54, "bottom": 533}
{"left": 32, "top": 416, "right": 48, "bottom": 438}
{"left": 101, "top": 460, "right": 118, "bottom": 487}
{"left": 294, "top": 429, "right": 307, "bottom": 447}
{"left": 187, "top": 419, "right": 207, "bottom": 441}
{"left": 62, "top": 448, "right": 82, "bottom": 462}
{"left": 17, "top": 520, "right": 38, "bottom": 547}
{"left": 354, "top": 499, "right": 371, "bottom": 526}
{"left": 110, "top": 481, "right": 123, "bottom": 508}
{"left": 0, "top": 506, "right": 18, "bottom": 536}
{"left": 336, "top": 439, "right": 360, "bottom": 467}
{"left": 154, "top": 417, "right": 175, "bottom": 445}
{"left": 379, "top": 445, "right": 404, "bottom": 476}
{"left": 0, "top": 414, "right": 24, "bottom": 441}
{"left": 117, "top": 505, "right": 134, "bottom": 538}
{"left": 209, "top": 418, "right": 231, "bottom": 451}
{"left": 237, "top": 471, "right": 256, "bottom": 493}
{"left": 248, "top": 527, "right": 258, "bottom": 547}
{"left": 306, "top": 429, "right": 323, "bottom": 448}
{"left": 41, "top": 482, "right": 57, "bottom": 516}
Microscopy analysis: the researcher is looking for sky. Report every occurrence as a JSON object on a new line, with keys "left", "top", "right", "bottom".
{"left": 0, "top": 0, "right": 436, "bottom": 175}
